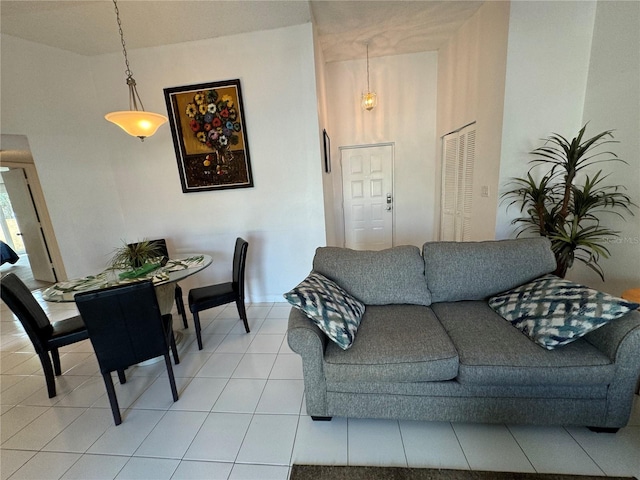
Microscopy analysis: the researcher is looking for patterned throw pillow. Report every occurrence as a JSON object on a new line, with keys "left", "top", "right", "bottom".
{"left": 284, "top": 271, "right": 365, "bottom": 350}
{"left": 489, "top": 274, "right": 639, "bottom": 350}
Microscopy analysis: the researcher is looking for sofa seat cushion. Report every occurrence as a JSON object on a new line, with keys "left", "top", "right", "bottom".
{"left": 323, "top": 305, "right": 458, "bottom": 383}
{"left": 431, "top": 301, "right": 615, "bottom": 386}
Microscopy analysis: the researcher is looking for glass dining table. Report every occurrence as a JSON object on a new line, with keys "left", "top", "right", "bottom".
{"left": 42, "top": 254, "right": 213, "bottom": 343}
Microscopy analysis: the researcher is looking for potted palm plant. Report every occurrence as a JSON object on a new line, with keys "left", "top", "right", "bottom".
{"left": 503, "top": 125, "right": 636, "bottom": 281}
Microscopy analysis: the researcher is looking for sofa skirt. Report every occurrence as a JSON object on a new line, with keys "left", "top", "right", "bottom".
{"left": 324, "top": 391, "right": 610, "bottom": 427}
{"left": 326, "top": 380, "right": 607, "bottom": 399}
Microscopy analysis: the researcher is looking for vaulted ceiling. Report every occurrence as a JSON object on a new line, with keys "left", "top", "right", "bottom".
{"left": 0, "top": 1, "right": 482, "bottom": 62}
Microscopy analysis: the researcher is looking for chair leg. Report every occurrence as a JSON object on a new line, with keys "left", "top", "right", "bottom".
{"left": 236, "top": 299, "right": 250, "bottom": 333}
{"left": 163, "top": 353, "right": 179, "bottom": 402}
{"left": 175, "top": 285, "right": 188, "bottom": 329}
{"left": 102, "top": 372, "right": 122, "bottom": 425}
{"left": 192, "top": 311, "right": 203, "bottom": 350}
{"left": 51, "top": 348, "right": 62, "bottom": 376}
{"left": 39, "top": 352, "right": 57, "bottom": 398}
{"left": 169, "top": 330, "right": 180, "bottom": 365}
{"left": 161, "top": 314, "right": 180, "bottom": 364}
{"left": 117, "top": 369, "right": 127, "bottom": 384}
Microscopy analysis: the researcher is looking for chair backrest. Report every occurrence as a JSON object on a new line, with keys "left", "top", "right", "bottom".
{"left": 232, "top": 237, "right": 249, "bottom": 298}
{"left": 74, "top": 281, "right": 170, "bottom": 373}
{"left": 0, "top": 273, "right": 52, "bottom": 351}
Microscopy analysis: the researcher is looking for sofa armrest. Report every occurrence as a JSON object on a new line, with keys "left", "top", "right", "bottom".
{"left": 287, "top": 307, "right": 329, "bottom": 416}
{"left": 584, "top": 309, "right": 640, "bottom": 426}
{"left": 287, "top": 307, "right": 328, "bottom": 353}
{"left": 585, "top": 310, "right": 640, "bottom": 362}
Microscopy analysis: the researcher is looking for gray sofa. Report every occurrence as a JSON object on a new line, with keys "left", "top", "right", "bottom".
{"left": 286, "top": 238, "right": 640, "bottom": 431}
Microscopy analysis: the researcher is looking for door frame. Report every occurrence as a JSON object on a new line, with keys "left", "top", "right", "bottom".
{"left": 339, "top": 142, "right": 395, "bottom": 249}
{"left": 0, "top": 158, "right": 66, "bottom": 281}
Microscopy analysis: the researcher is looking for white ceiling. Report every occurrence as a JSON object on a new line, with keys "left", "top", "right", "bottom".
{"left": 0, "top": 0, "right": 483, "bottom": 62}
{"left": 312, "top": 1, "right": 483, "bottom": 62}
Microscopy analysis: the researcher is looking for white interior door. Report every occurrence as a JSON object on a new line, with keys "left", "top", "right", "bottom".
{"left": 1, "top": 168, "right": 57, "bottom": 282}
{"left": 341, "top": 144, "right": 394, "bottom": 250}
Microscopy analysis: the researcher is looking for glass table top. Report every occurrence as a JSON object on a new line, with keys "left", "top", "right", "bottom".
{"left": 42, "top": 254, "right": 212, "bottom": 302}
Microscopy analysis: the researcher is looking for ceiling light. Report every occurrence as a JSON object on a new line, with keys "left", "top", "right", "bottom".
{"left": 104, "top": 0, "right": 167, "bottom": 141}
{"left": 361, "top": 43, "right": 378, "bottom": 111}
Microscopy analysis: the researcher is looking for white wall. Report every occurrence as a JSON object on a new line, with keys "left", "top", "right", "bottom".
{"left": 436, "top": 1, "right": 510, "bottom": 241}
{"left": 0, "top": 35, "right": 127, "bottom": 276}
{"left": 312, "top": 23, "right": 337, "bottom": 246}
{"left": 325, "top": 51, "right": 438, "bottom": 247}
{"left": 575, "top": 0, "right": 640, "bottom": 294}
{"left": 2, "top": 24, "right": 326, "bottom": 301}
{"left": 496, "top": 1, "right": 597, "bottom": 241}
{"left": 496, "top": 0, "right": 640, "bottom": 293}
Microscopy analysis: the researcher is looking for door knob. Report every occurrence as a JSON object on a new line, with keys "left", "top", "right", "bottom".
{"left": 386, "top": 193, "right": 392, "bottom": 211}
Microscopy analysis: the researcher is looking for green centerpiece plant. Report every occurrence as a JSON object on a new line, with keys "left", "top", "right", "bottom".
{"left": 503, "top": 125, "right": 636, "bottom": 281}
{"left": 109, "top": 239, "right": 164, "bottom": 270}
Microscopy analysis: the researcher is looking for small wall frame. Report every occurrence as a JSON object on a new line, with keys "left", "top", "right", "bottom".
{"left": 323, "top": 129, "right": 331, "bottom": 173}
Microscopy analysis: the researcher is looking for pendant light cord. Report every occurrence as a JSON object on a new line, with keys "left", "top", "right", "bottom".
{"left": 366, "top": 43, "right": 371, "bottom": 92}
{"left": 112, "top": 0, "right": 145, "bottom": 112}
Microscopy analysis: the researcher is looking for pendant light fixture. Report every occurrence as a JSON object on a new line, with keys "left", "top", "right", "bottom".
{"left": 361, "top": 43, "right": 378, "bottom": 111}
{"left": 104, "top": 0, "right": 167, "bottom": 141}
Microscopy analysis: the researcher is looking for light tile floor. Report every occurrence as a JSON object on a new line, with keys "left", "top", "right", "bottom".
{"left": 1, "top": 294, "right": 639, "bottom": 480}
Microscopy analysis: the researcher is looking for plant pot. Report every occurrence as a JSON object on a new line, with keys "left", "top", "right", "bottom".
{"left": 553, "top": 257, "right": 569, "bottom": 278}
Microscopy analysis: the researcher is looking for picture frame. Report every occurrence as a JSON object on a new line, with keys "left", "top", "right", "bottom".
{"left": 164, "top": 79, "right": 254, "bottom": 193}
{"left": 323, "top": 129, "right": 331, "bottom": 173}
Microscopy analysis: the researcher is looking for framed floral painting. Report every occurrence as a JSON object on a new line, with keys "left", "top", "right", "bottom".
{"left": 164, "top": 79, "right": 254, "bottom": 193}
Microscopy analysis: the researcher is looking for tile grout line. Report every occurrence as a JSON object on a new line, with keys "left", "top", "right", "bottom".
{"left": 134, "top": 306, "right": 240, "bottom": 469}
{"left": 0, "top": 400, "right": 54, "bottom": 447}
{"left": 396, "top": 419, "right": 410, "bottom": 468}
{"left": 449, "top": 422, "right": 473, "bottom": 471}
{"left": 219, "top": 307, "right": 275, "bottom": 473}
{"left": 287, "top": 412, "right": 303, "bottom": 469}
{"left": 50, "top": 305, "right": 233, "bottom": 477}
{"left": 504, "top": 424, "right": 538, "bottom": 473}
{"left": 562, "top": 426, "right": 607, "bottom": 476}
{"left": 5, "top": 300, "right": 638, "bottom": 480}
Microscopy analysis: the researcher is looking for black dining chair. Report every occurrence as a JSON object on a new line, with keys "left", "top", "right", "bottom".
{"left": 75, "top": 280, "right": 179, "bottom": 425}
{"left": 0, "top": 273, "right": 89, "bottom": 398}
{"left": 188, "top": 237, "right": 250, "bottom": 350}
{"left": 127, "top": 238, "right": 189, "bottom": 329}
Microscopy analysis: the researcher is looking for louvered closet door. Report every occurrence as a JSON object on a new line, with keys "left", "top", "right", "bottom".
{"left": 440, "top": 124, "right": 476, "bottom": 241}
{"left": 440, "top": 135, "right": 459, "bottom": 241}
{"left": 459, "top": 128, "right": 475, "bottom": 241}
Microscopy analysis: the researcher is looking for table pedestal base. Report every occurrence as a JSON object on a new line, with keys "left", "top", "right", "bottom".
{"left": 137, "top": 284, "right": 185, "bottom": 366}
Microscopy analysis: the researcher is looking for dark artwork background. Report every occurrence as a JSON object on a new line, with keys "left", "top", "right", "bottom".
{"left": 183, "top": 150, "right": 249, "bottom": 188}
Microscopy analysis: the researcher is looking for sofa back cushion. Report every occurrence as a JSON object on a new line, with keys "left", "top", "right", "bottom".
{"left": 422, "top": 237, "right": 556, "bottom": 303}
{"left": 313, "top": 245, "right": 431, "bottom": 306}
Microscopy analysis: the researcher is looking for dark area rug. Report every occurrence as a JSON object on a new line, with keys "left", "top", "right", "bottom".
{"left": 289, "top": 465, "right": 637, "bottom": 480}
